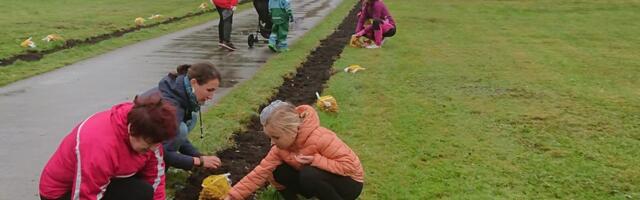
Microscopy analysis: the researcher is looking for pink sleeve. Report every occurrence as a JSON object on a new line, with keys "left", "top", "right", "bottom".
{"left": 355, "top": 9, "right": 366, "bottom": 33}
{"left": 380, "top": 2, "right": 394, "bottom": 25}
{"left": 141, "top": 145, "right": 166, "bottom": 200}
{"left": 71, "top": 136, "right": 116, "bottom": 200}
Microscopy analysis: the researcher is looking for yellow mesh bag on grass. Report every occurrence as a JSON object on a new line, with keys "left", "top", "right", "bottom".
{"left": 315, "top": 92, "right": 338, "bottom": 113}
{"left": 198, "top": 173, "right": 231, "bottom": 200}
{"left": 21, "top": 37, "right": 36, "bottom": 48}
{"left": 42, "top": 34, "right": 63, "bottom": 42}
{"left": 344, "top": 65, "right": 366, "bottom": 73}
{"left": 199, "top": 2, "right": 208, "bottom": 10}
{"left": 349, "top": 36, "right": 373, "bottom": 48}
{"left": 349, "top": 35, "right": 363, "bottom": 48}
{"left": 134, "top": 17, "right": 145, "bottom": 26}
{"left": 148, "top": 14, "right": 164, "bottom": 20}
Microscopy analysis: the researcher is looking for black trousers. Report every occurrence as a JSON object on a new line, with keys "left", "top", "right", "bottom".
{"left": 372, "top": 19, "right": 396, "bottom": 38}
{"left": 216, "top": 6, "right": 234, "bottom": 43}
{"left": 273, "top": 164, "right": 363, "bottom": 200}
{"left": 40, "top": 177, "right": 153, "bottom": 200}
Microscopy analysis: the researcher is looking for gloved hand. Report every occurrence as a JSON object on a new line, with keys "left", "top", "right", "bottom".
{"left": 231, "top": 6, "right": 237, "bottom": 11}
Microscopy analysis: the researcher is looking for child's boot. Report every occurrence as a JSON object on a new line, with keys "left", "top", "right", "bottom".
{"left": 277, "top": 42, "right": 289, "bottom": 53}
{"left": 268, "top": 34, "right": 278, "bottom": 52}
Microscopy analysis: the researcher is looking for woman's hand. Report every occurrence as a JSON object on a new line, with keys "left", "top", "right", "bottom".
{"left": 199, "top": 155, "right": 222, "bottom": 169}
{"left": 223, "top": 195, "right": 232, "bottom": 200}
{"left": 294, "top": 154, "right": 314, "bottom": 164}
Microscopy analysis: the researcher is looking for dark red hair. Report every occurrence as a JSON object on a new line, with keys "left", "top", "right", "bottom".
{"left": 127, "top": 92, "right": 178, "bottom": 143}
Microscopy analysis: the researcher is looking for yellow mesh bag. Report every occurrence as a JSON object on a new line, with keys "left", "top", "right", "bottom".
{"left": 349, "top": 35, "right": 373, "bottom": 48}
{"left": 134, "top": 17, "right": 145, "bottom": 26}
{"left": 199, "top": 2, "right": 208, "bottom": 10}
{"left": 21, "top": 37, "right": 36, "bottom": 48}
{"left": 198, "top": 173, "right": 231, "bottom": 200}
{"left": 349, "top": 35, "right": 363, "bottom": 48}
{"left": 42, "top": 34, "right": 63, "bottom": 42}
{"left": 344, "top": 65, "right": 366, "bottom": 73}
{"left": 315, "top": 92, "right": 338, "bottom": 113}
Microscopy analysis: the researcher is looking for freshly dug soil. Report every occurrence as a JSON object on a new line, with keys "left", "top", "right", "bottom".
{"left": 174, "top": 1, "right": 360, "bottom": 200}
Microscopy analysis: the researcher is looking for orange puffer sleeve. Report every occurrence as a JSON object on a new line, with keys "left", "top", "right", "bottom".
{"left": 228, "top": 146, "right": 283, "bottom": 200}
{"left": 309, "top": 128, "right": 364, "bottom": 182}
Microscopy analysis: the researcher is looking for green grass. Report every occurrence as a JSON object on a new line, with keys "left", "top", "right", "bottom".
{"left": 172, "top": 0, "right": 639, "bottom": 199}
{"left": 0, "top": 1, "right": 254, "bottom": 87}
{"left": 317, "top": 0, "right": 640, "bottom": 199}
{"left": 0, "top": 0, "right": 212, "bottom": 58}
{"left": 186, "top": 0, "right": 355, "bottom": 153}
{"left": 165, "top": 0, "right": 356, "bottom": 198}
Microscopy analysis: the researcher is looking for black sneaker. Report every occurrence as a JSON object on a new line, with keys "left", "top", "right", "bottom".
{"left": 219, "top": 41, "right": 236, "bottom": 51}
{"left": 227, "top": 42, "right": 237, "bottom": 50}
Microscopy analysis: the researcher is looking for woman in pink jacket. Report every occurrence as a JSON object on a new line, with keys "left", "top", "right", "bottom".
{"left": 39, "top": 93, "right": 178, "bottom": 200}
{"left": 353, "top": 0, "right": 396, "bottom": 48}
{"left": 225, "top": 101, "right": 365, "bottom": 200}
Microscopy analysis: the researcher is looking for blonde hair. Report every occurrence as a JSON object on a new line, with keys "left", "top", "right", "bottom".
{"left": 264, "top": 103, "right": 302, "bottom": 135}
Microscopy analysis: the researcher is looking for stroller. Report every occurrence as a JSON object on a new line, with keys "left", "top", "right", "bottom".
{"left": 248, "top": 0, "right": 273, "bottom": 48}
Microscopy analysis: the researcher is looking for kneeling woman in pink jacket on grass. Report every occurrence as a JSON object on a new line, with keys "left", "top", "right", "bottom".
{"left": 39, "top": 93, "right": 178, "bottom": 200}
{"left": 225, "top": 100, "right": 365, "bottom": 200}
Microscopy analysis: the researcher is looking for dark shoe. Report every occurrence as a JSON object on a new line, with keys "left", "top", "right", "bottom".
{"left": 219, "top": 41, "right": 236, "bottom": 51}
{"left": 226, "top": 42, "right": 237, "bottom": 50}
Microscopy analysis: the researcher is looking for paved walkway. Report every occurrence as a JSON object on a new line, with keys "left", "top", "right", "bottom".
{"left": 0, "top": 0, "right": 342, "bottom": 198}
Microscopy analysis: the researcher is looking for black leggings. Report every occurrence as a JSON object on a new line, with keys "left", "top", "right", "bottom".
{"left": 40, "top": 177, "right": 153, "bottom": 200}
{"left": 216, "top": 6, "right": 234, "bottom": 43}
{"left": 273, "top": 164, "right": 363, "bottom": 200}
{"left": 371, "top": 19, "right": 396, "bottom": 37}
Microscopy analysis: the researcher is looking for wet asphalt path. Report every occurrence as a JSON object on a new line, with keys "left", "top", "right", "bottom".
{"left": 0, "top": 0, "right": 342, "bottom": 198}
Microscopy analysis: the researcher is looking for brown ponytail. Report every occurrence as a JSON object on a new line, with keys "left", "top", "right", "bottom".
{"left": 169, "top": 64, "right": 192, "bottom": 79}
{"left": 168, "top": 62, "right": 221, "bottom": 84}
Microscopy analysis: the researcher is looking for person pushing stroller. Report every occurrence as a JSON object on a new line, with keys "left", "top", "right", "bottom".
{"left": 268, "top": 0, "right": 293, "bottom": 52}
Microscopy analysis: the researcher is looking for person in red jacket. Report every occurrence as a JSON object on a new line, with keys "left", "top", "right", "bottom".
{"left": 39, "top": 93, "right": 178, "bottom": 200}
{"left": 212, "top": 0, "right": 239, "bottom": 51}
{"left": 225, "top": 101, "right": 364, "bottom": 200}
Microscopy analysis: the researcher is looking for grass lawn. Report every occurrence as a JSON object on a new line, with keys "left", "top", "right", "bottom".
{"left": 0, "top": 0, "right": 254, "bottom": 87}
{"left": 183, "top": 0, "right": 639, "bottom": 199}
{"left": 0, "top": 0, "right": 211, "bottom": 59}
{"left": 318, "top": 0, "right": 640, "bottom": 199}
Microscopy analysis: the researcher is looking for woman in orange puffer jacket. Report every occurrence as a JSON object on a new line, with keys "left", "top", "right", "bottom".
{"left": 224, "top": 101, "right": 364, "bottom": 200}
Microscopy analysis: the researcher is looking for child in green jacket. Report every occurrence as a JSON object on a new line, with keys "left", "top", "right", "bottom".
{"left": 268, "top": 0, "right": 293, "bottom": 52}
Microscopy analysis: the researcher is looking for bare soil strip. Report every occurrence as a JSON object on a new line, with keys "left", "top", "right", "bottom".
{"left": 174, "top": 2, "right": 360, "bottom": 199}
